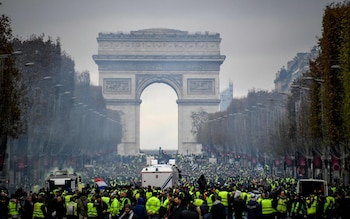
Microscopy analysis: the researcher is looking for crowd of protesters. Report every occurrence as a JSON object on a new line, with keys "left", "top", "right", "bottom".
{"left": 1, "top": 153, "right": 350, "bottom": 219}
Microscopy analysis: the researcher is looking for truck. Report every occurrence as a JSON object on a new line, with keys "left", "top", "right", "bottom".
{"left": 296, "top": 179, "right": 328, "bottom": 197}
{"left": 140, "top": 162, "right": 181, "bottom": 190}
{"left": 46, "top": 169, "right": 82, "bottom": 192}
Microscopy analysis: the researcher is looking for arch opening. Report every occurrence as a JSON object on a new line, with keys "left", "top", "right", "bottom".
{"left": 140, "top": 83, "right": 178, "bottom": 151}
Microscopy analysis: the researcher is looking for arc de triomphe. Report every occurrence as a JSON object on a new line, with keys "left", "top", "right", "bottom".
{"left": 93, "top": 28, "right": 225, "bottom": 155}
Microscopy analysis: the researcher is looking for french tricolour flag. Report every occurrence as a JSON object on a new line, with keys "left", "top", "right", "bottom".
{"left": 95, "top": 178, "right": 108, "bottom": 189}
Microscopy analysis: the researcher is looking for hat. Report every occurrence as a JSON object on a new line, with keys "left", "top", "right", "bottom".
{"left": 250, "top": 193, "right": 257, "bottom": 202}
{"left": 234, "top": 190, "right": 241, "bottom": 199}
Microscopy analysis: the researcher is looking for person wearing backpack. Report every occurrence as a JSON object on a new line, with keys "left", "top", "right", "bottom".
{"left": 67, "top": 196, "right": 78, "bottom": 219}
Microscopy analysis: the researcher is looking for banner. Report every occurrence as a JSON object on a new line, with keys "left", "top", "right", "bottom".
{"left": 298, "top": 153, "right": 306, "bottom": 166}
{"left": 17, "top": 156, "right": 27, "bottom": 170}
{"left": 275, "top": 158, "right": 283, "bottom": 166}
{"left": 285, "top": 155, "right": 293, "bottom": 167}
{"left": 313, "top": 151, "right": 322, "bottom": 169}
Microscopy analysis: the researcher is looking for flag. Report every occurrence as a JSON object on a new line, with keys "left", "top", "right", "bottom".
{"left": 95, "top": 178, "right": 108, "bottom": 189}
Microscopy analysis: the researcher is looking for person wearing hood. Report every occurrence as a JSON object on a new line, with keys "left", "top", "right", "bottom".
{"left": 132, "top": 198, "right": 148, "bottom": 219}
{"left": 245, "top": 193, "right": 261, "bottom": 219}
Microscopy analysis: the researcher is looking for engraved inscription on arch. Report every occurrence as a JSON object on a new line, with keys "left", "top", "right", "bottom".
{"left": 103, "top": 78, "right": 131, "bottom": 94}
{"left": 99, "top": 42, "right": 219, "bottom": 52}
{"left": 188, "top": 78, "right": 215, "bottom": 95}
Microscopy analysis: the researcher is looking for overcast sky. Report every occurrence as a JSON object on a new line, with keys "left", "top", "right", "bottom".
{"left": 1, "top": 0, "right": 343, "bottom": 150}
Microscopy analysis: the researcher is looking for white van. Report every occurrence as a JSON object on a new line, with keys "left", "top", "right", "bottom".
{"left": 296, "top": 179, "right": 328, "bottom": 197}
{"left": 140, "top": 163, "right": 181, "bottom": 190}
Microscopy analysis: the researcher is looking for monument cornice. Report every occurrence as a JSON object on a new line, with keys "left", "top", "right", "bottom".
{"left": 97, "top": 29, "right": 222, "bottom": 42}
{"left": 93, "top": 54, "right": 226, "bottom": 62}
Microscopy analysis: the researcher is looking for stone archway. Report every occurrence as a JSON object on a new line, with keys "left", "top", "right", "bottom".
{"left": 93, "top": 28, "right": 225, "bottom": 155}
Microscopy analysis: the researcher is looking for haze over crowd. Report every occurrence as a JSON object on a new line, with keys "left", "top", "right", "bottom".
{"left": 2, "top": 0, "right": 343, "bottom": 150}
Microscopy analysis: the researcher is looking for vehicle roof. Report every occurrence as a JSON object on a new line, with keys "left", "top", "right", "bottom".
{"left": 298, "top": 179, "right": 327, "bottom": 182}
{"left": 141, "top": 164, "right": 175, "bottom": 172}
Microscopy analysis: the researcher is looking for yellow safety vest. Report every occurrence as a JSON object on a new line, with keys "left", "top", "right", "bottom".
{"left": 109, "top": 198, "right": 120, "bottom": 216}
{"left": 276, "top": 197, "right": 288, "bottom": 213}
{"left": 33, "top": 202, "right": 45, "bottom": 218}
{"left": 87, "top": 202, "right": 98, "bottom": 217}
{"left": 218, "top": 191, "right": 229, "bottom": 207}
{"left": 8, "top": 201, "right": 19, "bottom": 216}
{"left": 306, "top": 198, "right": 317, "bottom": 215}
{"left": 261, "top": 199, "right": 275, "bottom": 215}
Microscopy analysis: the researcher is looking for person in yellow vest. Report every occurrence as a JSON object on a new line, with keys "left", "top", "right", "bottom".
{"left": 119, "top": 191, "right": 131, "bottom": 213}
{"left": 66, "top": 196, "right": 78, "bottom": 219}
{"left": 323, "top": 192, "right": 336, "bottom": 219}
{"left": 260, "top": 192, "right": 275, "bottom": 219}
{"left": 65, "top": 193, "right": 73, "bottom": 206}
{"left": 205, "top": 187, "right": 215, "bottom": 212}
{"left": 145, "top": 192, "right": 161, "bottom": 219}
{"left": 275, "top": 190, "right": 289, "bottom": 219}
{"left": 305, "top": 193, "right": 317, "bottom": 219}
{"left": 145, "top": 187, "right": 153, "bottom": 200}
{"left": 87, "top": 198, "right": 98, "bottom": 219}
{"left": 218, "top": 187, "right": 230, "bottom": 219}
{"left": 32, "top": 194, "right": 48, "bottom": 219}
{"left": 290, "top": 194, "right": 305, "bottom": 219}
{"left": 109, "top": 194, "right": 120, "bottom": 219}
{"left": 8, "top": 194, "right": 20, "bottom": 219}
{"left": 193, "top": 194, "right": 204, "bottom": 207}
{"left": 101, "top": 194, "right": 110, "bottom": 219}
